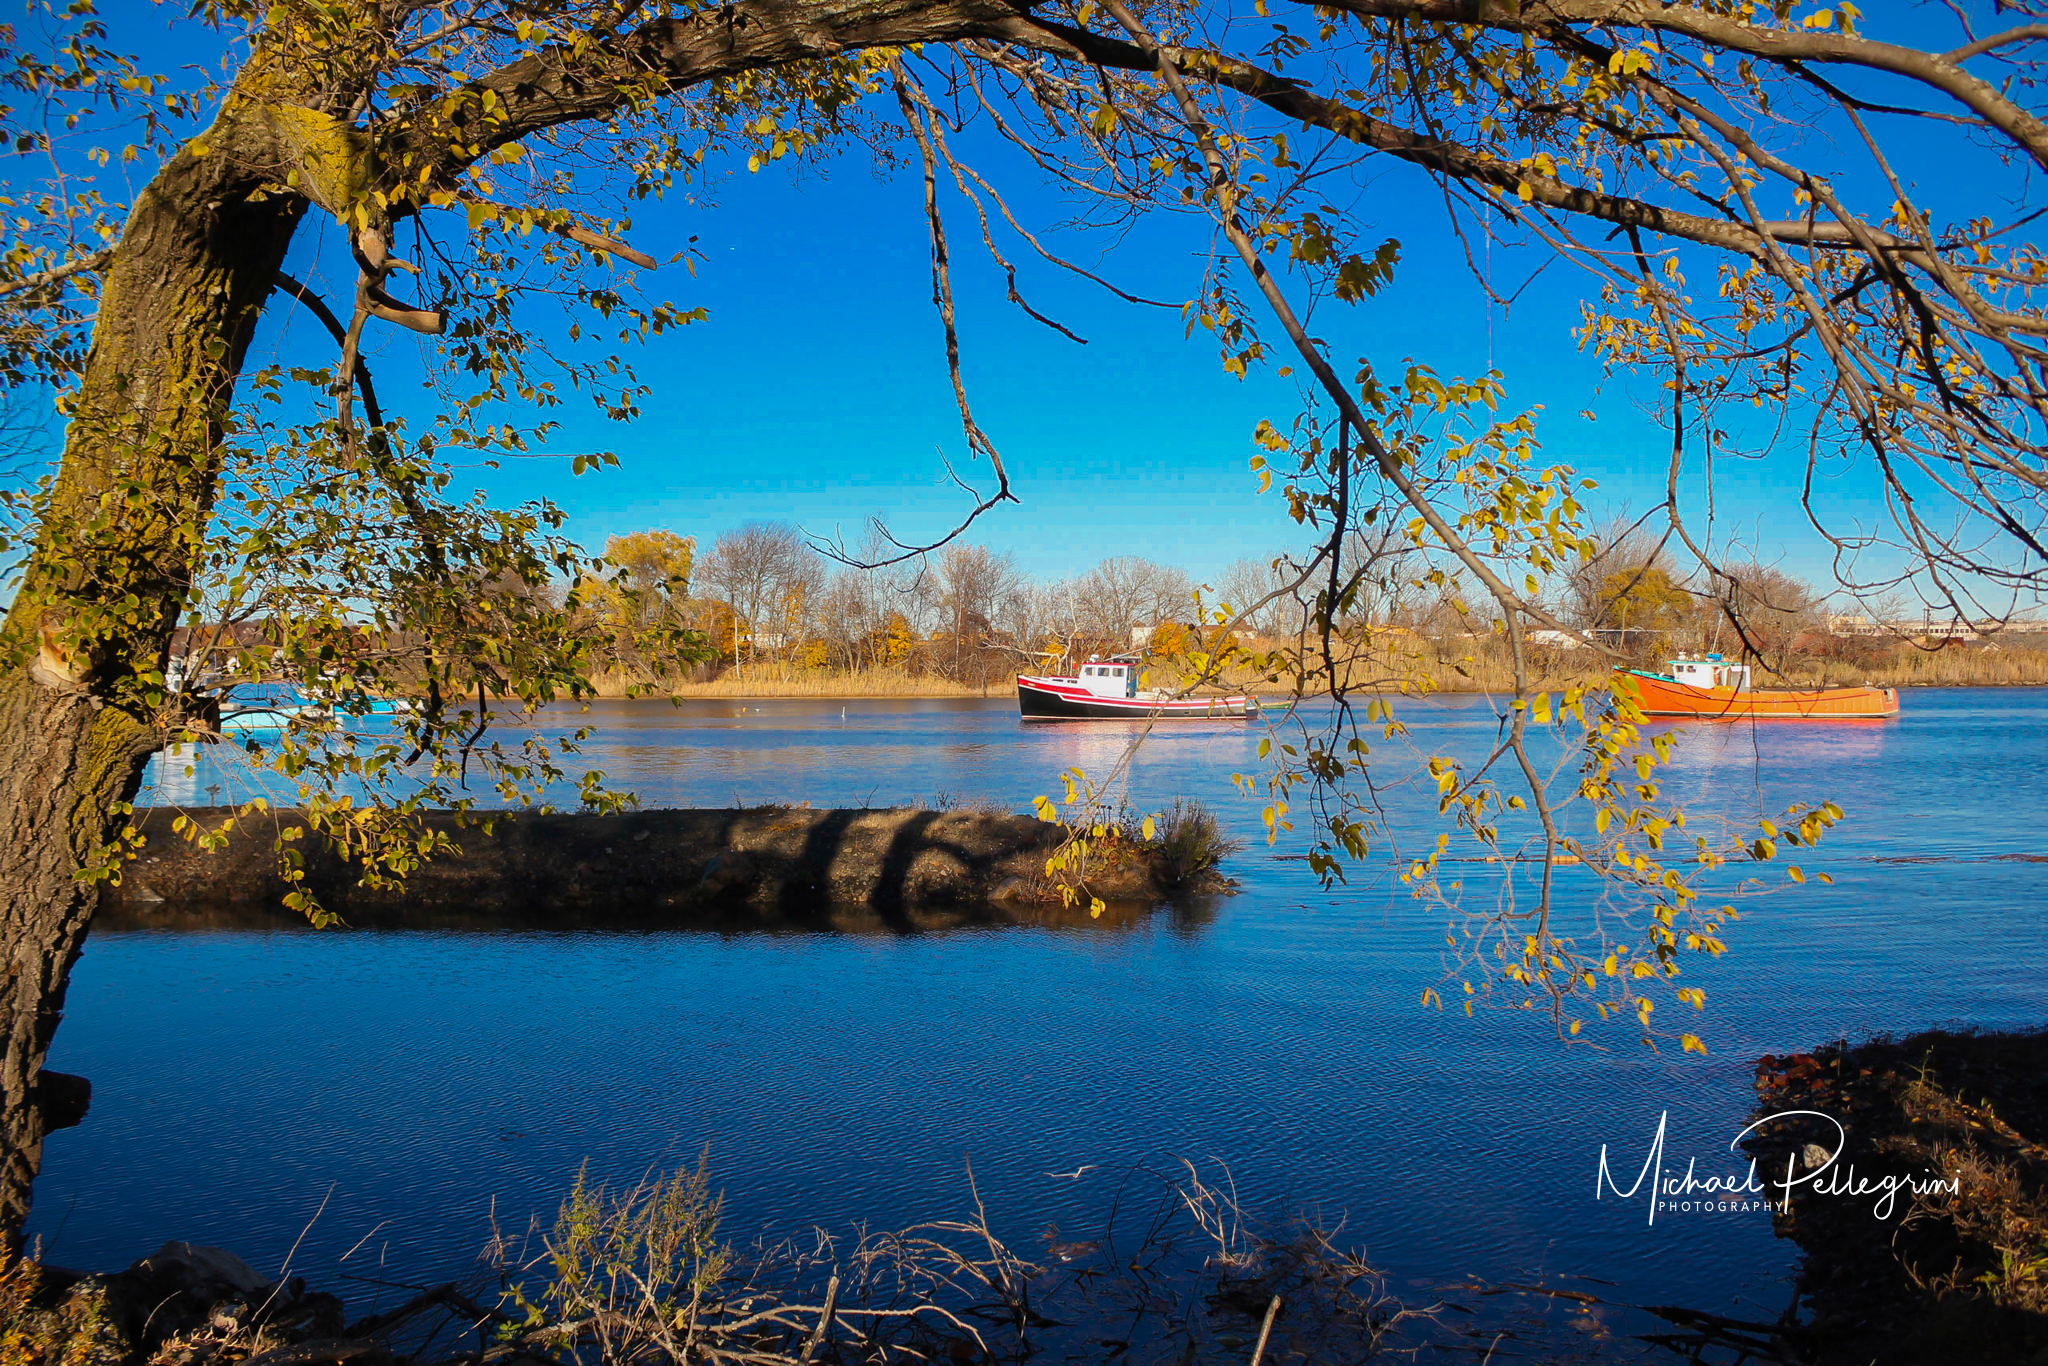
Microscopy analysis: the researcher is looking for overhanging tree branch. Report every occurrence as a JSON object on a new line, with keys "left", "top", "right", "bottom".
{"left": 1295, "top": 0, "right": 2048, "bottom": 174}
{"left": 0, "top": 249, "right": 113, "bottom": 302}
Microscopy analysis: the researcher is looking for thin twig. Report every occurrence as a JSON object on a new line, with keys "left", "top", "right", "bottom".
{"left": 1249, "top": 1294, "right": 1281, "bottom": 1366}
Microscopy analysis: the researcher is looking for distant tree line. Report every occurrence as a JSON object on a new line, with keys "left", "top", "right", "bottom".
{"left": 172, "top": 517, "right": 2009, "bottom": 693}
{"left": 566, "top": 517, "right": 1937, "bottom": 688}
{"left": 571, "top": 521, "right": 1225, "bottom": 687}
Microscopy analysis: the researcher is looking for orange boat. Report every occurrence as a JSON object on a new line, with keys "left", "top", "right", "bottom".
{"left": 1619, "top": 656, "right": 1899, "bottom": 720}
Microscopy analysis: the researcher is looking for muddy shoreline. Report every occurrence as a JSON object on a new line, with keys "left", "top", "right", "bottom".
{"left": 102, "top": 807, "right": 1224, "bottom": 931}
{"left": 1746, "top": 1025, "right": 2048, "bottom": 1364}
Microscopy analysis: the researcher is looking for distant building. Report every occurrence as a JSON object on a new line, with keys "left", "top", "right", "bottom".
{"left": 1825, "top": 614, "right": 2048, "bottom": 639}
{"left": 1529, "top": 629, "right": 1586, "bottom": 650}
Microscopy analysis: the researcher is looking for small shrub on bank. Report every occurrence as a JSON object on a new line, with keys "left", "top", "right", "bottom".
{"left": 0, "top": 1261, "right": 124, "bottom": 1366}
{"left": 507, "top": 1157, "right": 732, "bottom": 1365}
{"left": 1155, "top": 799, "right": 1240, "bottom": 889}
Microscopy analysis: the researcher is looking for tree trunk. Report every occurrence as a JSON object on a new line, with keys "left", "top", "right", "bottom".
{"left": 0, "top": 679, "right": 153, "bottom": 1244}
{"left": 0, "top": 112, "right": 306, "bottom": 1241}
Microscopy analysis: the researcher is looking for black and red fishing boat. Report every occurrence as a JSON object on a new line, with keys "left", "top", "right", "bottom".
{"left": 1016, "top": 658, "right": 1257, "bottom": 721}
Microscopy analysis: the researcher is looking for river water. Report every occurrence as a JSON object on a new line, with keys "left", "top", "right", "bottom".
{"left": 31, "top": 690, "right": 2048, "bottom": 1351}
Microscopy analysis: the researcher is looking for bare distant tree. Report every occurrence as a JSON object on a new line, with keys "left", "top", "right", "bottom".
{"left": 697, "top": 522, "right": 823, "bottom": 663}
{"left": 1396, "top": 576, "right": 1476, "bottom": 639}
{"left": 1004, "top": 579, "right": 1092, "bottom": 669}
{"left": 1341, "top": 522, "right": 1436, "bottom": 632}
{"left": 1078, "top": 557, "right": 1194, "bottom": 645}
{"left": 934, "top": 543, "right": 1017, "bottom": 681}
{"left": 818, "top": 524, "right": 933, "bottom": 672}
{"left": 1706, "top": 563, "right": 1823, "bottom": 658}
{"left": 1213, "top": 557, "right": 1297, "bottom": 636}
{"left": 1216, "top": 525, "right": 1435, "bottom": 644}
{"left": 1562, "top": 516, "right": 1689, "bottom": 633}
{"left": 937, "top": 544, "right": 1014, "bottom": 632}
{"left": 816, "top": 571, "right": 875, "bottom": 671}
{"left": 991, "top": 580, "right": 1052, "bottom": 664}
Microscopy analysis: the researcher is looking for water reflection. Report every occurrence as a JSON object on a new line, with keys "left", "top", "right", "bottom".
{"left": 43, "top": 688, "right": 2048, "bottom": 1352}
{"left": 98, "top": 893, "right": 1224, "bottom": 938}
{"left": 1656, "top": 714, "right": 1903, "bottom": 771}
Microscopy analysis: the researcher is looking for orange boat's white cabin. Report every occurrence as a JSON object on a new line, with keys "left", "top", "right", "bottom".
{"left": 1666, "top": 655, "right": 1752, "bottom": 691}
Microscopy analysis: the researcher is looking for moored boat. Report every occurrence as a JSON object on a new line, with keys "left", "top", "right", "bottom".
{"left": 1017, "top": 658, "right": 1257, "bottom": 721}
{"left": 1621, "top": 655, "right": 1899, "bottom": 720}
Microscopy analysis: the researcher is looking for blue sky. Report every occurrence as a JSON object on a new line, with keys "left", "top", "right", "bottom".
{"left": 24, "top": 0, "right": 2035, "bottom": 604}
{"left": 345, "top": 141, "right": 1717, "bottom": 586}
{"left": 294, "top": 100, "right": 1968, "bottom": 598}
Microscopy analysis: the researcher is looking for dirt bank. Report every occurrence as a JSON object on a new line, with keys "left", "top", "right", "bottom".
{"left": 102, "top": 807, "right": 1224, "bottom": 931}
{"left": 1745, "top": 1026, "right": 2048, "bottom": 1365}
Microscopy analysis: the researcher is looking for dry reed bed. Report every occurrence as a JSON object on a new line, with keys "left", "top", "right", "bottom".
{"left": 1785, "top": 649, "right": 2048, "bottom": 687}
{"left": 585, "top": 643, "right": 2048, "bottom": 702}
{"left": 1217, "top": 639, "right": 2048, "bottom": 698}
{"left": 588, "top": 668, "right": 1011, "bottom": 699}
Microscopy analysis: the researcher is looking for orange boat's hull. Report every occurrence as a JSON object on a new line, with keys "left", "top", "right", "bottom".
{"left": 1622, "top": 670, "right": 1899, "bottom": 720}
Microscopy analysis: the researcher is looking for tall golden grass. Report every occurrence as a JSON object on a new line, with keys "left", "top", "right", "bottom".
{"left": 588, "top": 666, "right": 1016, "bottom": 699}
{"left": 1775, "top": 646, "right": 2048, "bottom": 687}
{"left": 1188, "top": 634, "right": 2048, "bottom": 697}
{"left": 587, "top": 639, "right": 2048, "bottom": 701}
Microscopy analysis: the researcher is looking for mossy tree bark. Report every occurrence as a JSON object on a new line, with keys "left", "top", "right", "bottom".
{"left": 0, "top": 124, "right": 310, "bottom": 1245}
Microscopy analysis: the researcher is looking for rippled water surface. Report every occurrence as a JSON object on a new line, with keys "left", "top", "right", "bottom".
{"left": 33, "top": 689, "right": 2048, "bottom": 1342}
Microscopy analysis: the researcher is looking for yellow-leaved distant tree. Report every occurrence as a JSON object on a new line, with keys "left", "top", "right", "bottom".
{"left": 605, "top": 532, "right": 697, "bottom": 619}
{"left": 577, "top": 531, "right": 702, "bottom": 682}
{"left": 1599, "top": 565, "right": 1691, "bottom": 633}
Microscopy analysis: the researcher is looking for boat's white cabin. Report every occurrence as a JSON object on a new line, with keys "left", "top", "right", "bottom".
{"left": 1668, "top": 655, "right": 1752, "bottom": 691}
{"left": 1074, "top": 660, "right": 1138, "bottom": 699}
